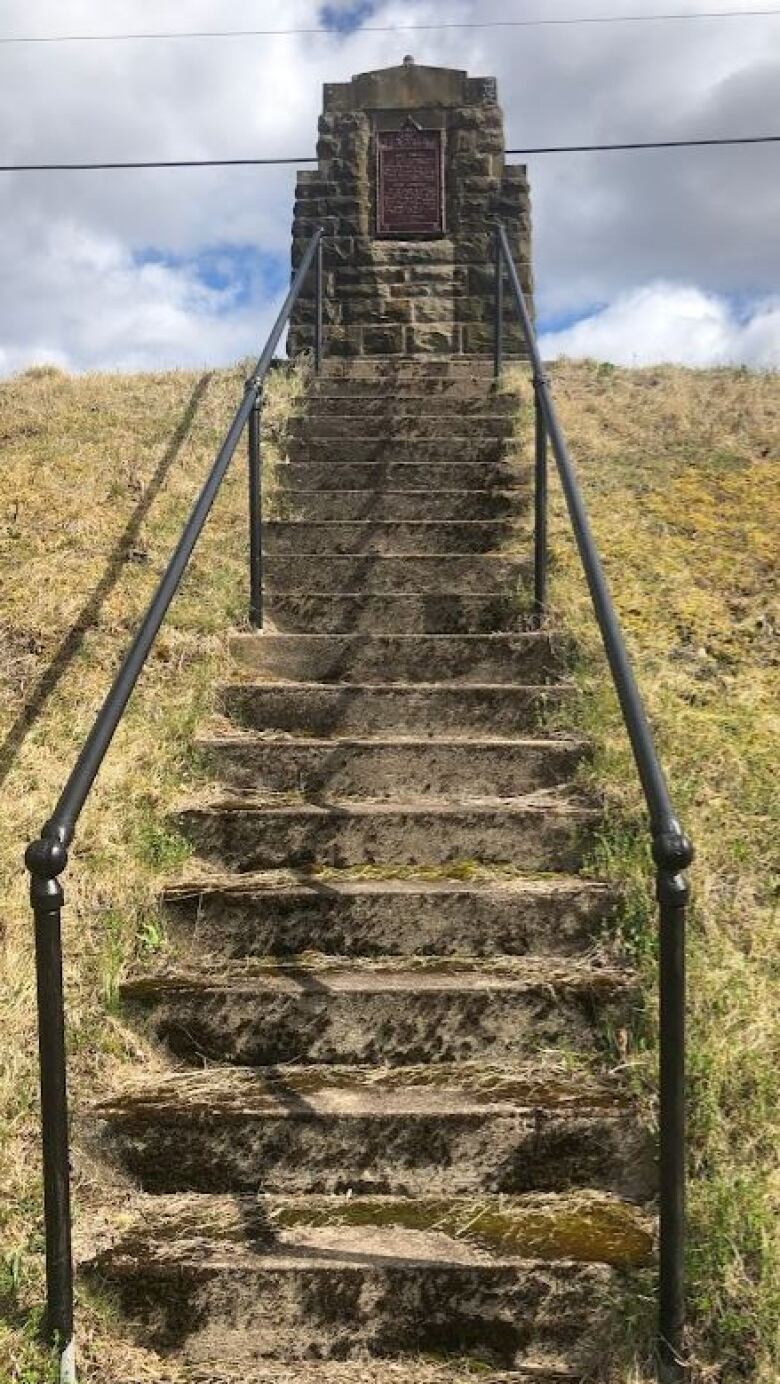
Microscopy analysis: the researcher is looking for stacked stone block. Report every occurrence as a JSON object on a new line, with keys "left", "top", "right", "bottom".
{"left": 288, "top": 62, "right": 532, "bottom": 358}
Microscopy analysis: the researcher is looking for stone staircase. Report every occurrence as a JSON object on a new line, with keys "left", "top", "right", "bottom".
{"left": 88, "top": 358, "right": 654, "bottom": 1382}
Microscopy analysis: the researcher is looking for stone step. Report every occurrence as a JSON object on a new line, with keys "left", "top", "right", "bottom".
{"left": 275, "top": 460, "right": 526, "bottom": 491}
{"left": 271, "top": 490, "right": 525, "bottom": 524}
{"left": 263, "top": 519, "right": 518, "bottom": 556}
{"left": 262, "top": 554, "right": 530, "bottom": 594}
{"left": 89, "top": 1192, "right": 648, "bottom": 1368}
{"left": 286, "top": 438, "right": 507, "bottom": 464}
{"left": 118, "top": 1366, "right": 586, "bottom": 1384}
{"left": 288, "top": 414, "right": 515, "bottom": 439}
{"left": 173, "top": 794, "right": 595, "bottom": 874}
{"left": 196, "top": 734, "right": 586, "bottom": 799}
{"left": 228, "top": 632, "right": 565, "bottom": 684}
{"left": 264, "top": 592, "right": 527, "bottom": 633}
{"left": 217, "top": 682, "right": 570, "bottom": 738}
{"left": 319, "top": 353, "right": 496, "bottom": 376}
{"left": 306, "top": 392, "right": 518, "bottom": 416}
{"left": 123, "top": 1365, "right": 587, "bottom": 1384}
{"left": 97, "top": 1064, "right": 654, "bottom": 1199}
{"left": 122, "top": 956, "right": 630, "bottom": 1067}
{"left": 162, "top": 873, "right": 617, "bottom": 959}
{"left": 311, "top": 376, "right": 506, "bottom": 399}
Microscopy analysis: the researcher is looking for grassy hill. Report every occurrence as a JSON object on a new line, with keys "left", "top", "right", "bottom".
{"left": 0, "top": 359, "right": 777, "bottom": 1382}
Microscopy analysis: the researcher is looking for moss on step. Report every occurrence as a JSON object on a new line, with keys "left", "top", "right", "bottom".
{"left": 312, "top": 862, "right": 577, "bottom": 884}
{"left": 266, "top": 1193, "right": 653, "bottom": 1267}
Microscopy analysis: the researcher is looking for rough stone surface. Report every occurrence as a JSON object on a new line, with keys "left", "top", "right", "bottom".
{"left": 98, "top": 1068, "right": 655, "bottom": 1200}
{"left": 195, "top": 733, "right": 587, "bottom": 797}
{"left": 288, "top": 62, "right": 532, "bottom": 358}
{"left": 216, "top": 681, "right": 573, "bottom": 738}
{"left": 161, "top": 875, "right": 617, "bottom": 959}
{"left": 87, "top": 1193, "right": 648, "bottom": 1370}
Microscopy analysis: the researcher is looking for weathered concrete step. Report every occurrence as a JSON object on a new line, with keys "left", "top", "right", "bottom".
{"left": 196, "top": 735, "right": 586, "bottom": 798}
{"left": 162, "top": 873, "right": 616, "bottom": 959}
{"left": 229, "top": 632, "right": 566, "bottom": 684}
{"left": 263, "top": 554, "right": 531, "bottom": 595}
{"left": 218, "top": 682, "right": 571, "bottom": 737}
{"left": 122, "top": 955, "right": 626, "bottom": 1066}
{"left": 89, "top": 1192, "right": 648, "bottom": 1368}
{"left": 263, "top": 519, "right": 518, "bottom": 556}
{"left": 276, "top": 460, "right": 527, "bottom": 492}
{"left": 264, "top": 592, "right": 528, "bottom": 633}
{"left": 120, "top": 1365, "right": 585, "bottom": 1384}
{"left": 129, "top": 1365, "right": 586, "bottom": 1384}
{"left": 174, "top": 794, "right": 595, "bottom": 872}
{"left": 315, "top": 354, "right": 492, "bottom": 376}
{"left": 271, "top": 490, "right": 526, "bottom": 523}
{"left": 286, "top": 438, "right": 508, "bottom": 464}
{"left": 319, "top": 355, "right": 496, "bottom": 375}
{"left": 312, "top": 377, "right": 508, "bottom": 398}
{"left": 120, "top": 1363, "right": 588, "bottom": 1384}
{"left": 97, "top": 1063, "right": 654, "bottom": 1199}
{"left": 306, "top": 391, "right": 518, "bottom": 416}
{"left": 288, "top": 414, "right": 515, "bottom": 439}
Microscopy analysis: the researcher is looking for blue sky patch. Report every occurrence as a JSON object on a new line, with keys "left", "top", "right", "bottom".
{"left": 134, "top": 245, "right": 288, "bottom": 314}
{"left": 320, "top": 2, "right": 378, "bottom": 36}
{"left": 537, "top": 303, "right": 607, "bottom": 336}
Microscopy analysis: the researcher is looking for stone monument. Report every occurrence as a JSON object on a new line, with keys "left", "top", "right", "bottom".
{"left": 288, "top": 57, "right": 531, "bottom": 358}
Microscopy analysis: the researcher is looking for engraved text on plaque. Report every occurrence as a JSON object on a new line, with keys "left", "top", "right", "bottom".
{"left": 376, "top": 124, "right": 444, "bottom": 236}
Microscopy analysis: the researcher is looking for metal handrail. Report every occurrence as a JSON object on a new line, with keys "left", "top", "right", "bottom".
{"left": 24, "top": 225, "right": 324, "bottom": 1382}
{"left": 494, "top": 220, "right": 693, "bottom": 1382}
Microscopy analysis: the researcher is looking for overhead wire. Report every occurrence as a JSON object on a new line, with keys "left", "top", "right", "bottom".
{"left": 1, "top": 8, "right": 780, "bottom": 45}
{"left": 0, "top": 134, "right": 778, "bottom": 172}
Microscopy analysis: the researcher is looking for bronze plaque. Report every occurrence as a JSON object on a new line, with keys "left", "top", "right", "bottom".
{"left": 377, "top": 124, "right": 444, "bottom": 236}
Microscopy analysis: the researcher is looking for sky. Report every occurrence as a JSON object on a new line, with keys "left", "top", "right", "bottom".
{"left": 0, "top": 0, "right": 778, "bottom": 374}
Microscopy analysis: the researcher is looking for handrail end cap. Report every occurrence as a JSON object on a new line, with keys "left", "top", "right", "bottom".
{"left": 25, "top": 834, "right": 68, "bottom": 880}
{"left": 653, "top": 828, "right": 694, "bottom": 875}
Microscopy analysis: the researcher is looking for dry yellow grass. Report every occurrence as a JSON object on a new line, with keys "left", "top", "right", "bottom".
{"left": 509, "top": 360, "right": 778, "bottom": 1382}
{"left": 0, "top": 358, "right": 305, "bottom": 1380}
{"left": 0, "top": 357, "right": 777, "bottom": 1381}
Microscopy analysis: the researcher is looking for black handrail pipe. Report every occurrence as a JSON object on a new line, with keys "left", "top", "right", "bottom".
{"left": 25, "top": 226, "right": 324, "bottom": 1380}
{"left": 494, "top": 221, "right": 693, "bottom": 1382}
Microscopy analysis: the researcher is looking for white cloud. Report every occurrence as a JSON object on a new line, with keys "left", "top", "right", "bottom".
{"left": 0, "top": 221, "right": 280, "bottom": 375}
{"left": 0, "top": 0, "right": 778, "bottom": 373}
{"left": 540, "top": 282, "right": 780, "bottom": 368}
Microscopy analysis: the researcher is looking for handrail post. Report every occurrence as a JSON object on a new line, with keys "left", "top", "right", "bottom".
{"left": 314, "top": 235, "right": 324, "bottom": 374}
{"left": 533, "top": 372, "right": 548, "bottom": 627}
{"left": 655, "top": 832, "right": 692, "bottom": 1383}
{"left": 246, "top": 380, "right": 263, "bottom": 630}
{"left": 25, "top": 832, "right": 76, "bottom": 1384}
{"left": 493, "top": 226, "right": 504, "bottom": 379}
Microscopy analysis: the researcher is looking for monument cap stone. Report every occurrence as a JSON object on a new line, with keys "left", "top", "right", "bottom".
{"left": 289, "top": 59, "right": 532, "bottom": 358}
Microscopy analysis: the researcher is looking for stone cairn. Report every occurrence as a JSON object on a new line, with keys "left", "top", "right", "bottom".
{"left": 288, "top": 58, "right": 532, "bottom": 358}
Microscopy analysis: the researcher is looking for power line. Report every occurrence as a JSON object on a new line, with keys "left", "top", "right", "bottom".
{"left": 1, "top": 134, "right": 779, "bottom": 172}
{"left": 2, "top": 9, "right": 780, "bottom": 46}
{"left": 511, "top": 134, "right": 780, "bottom": 152}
